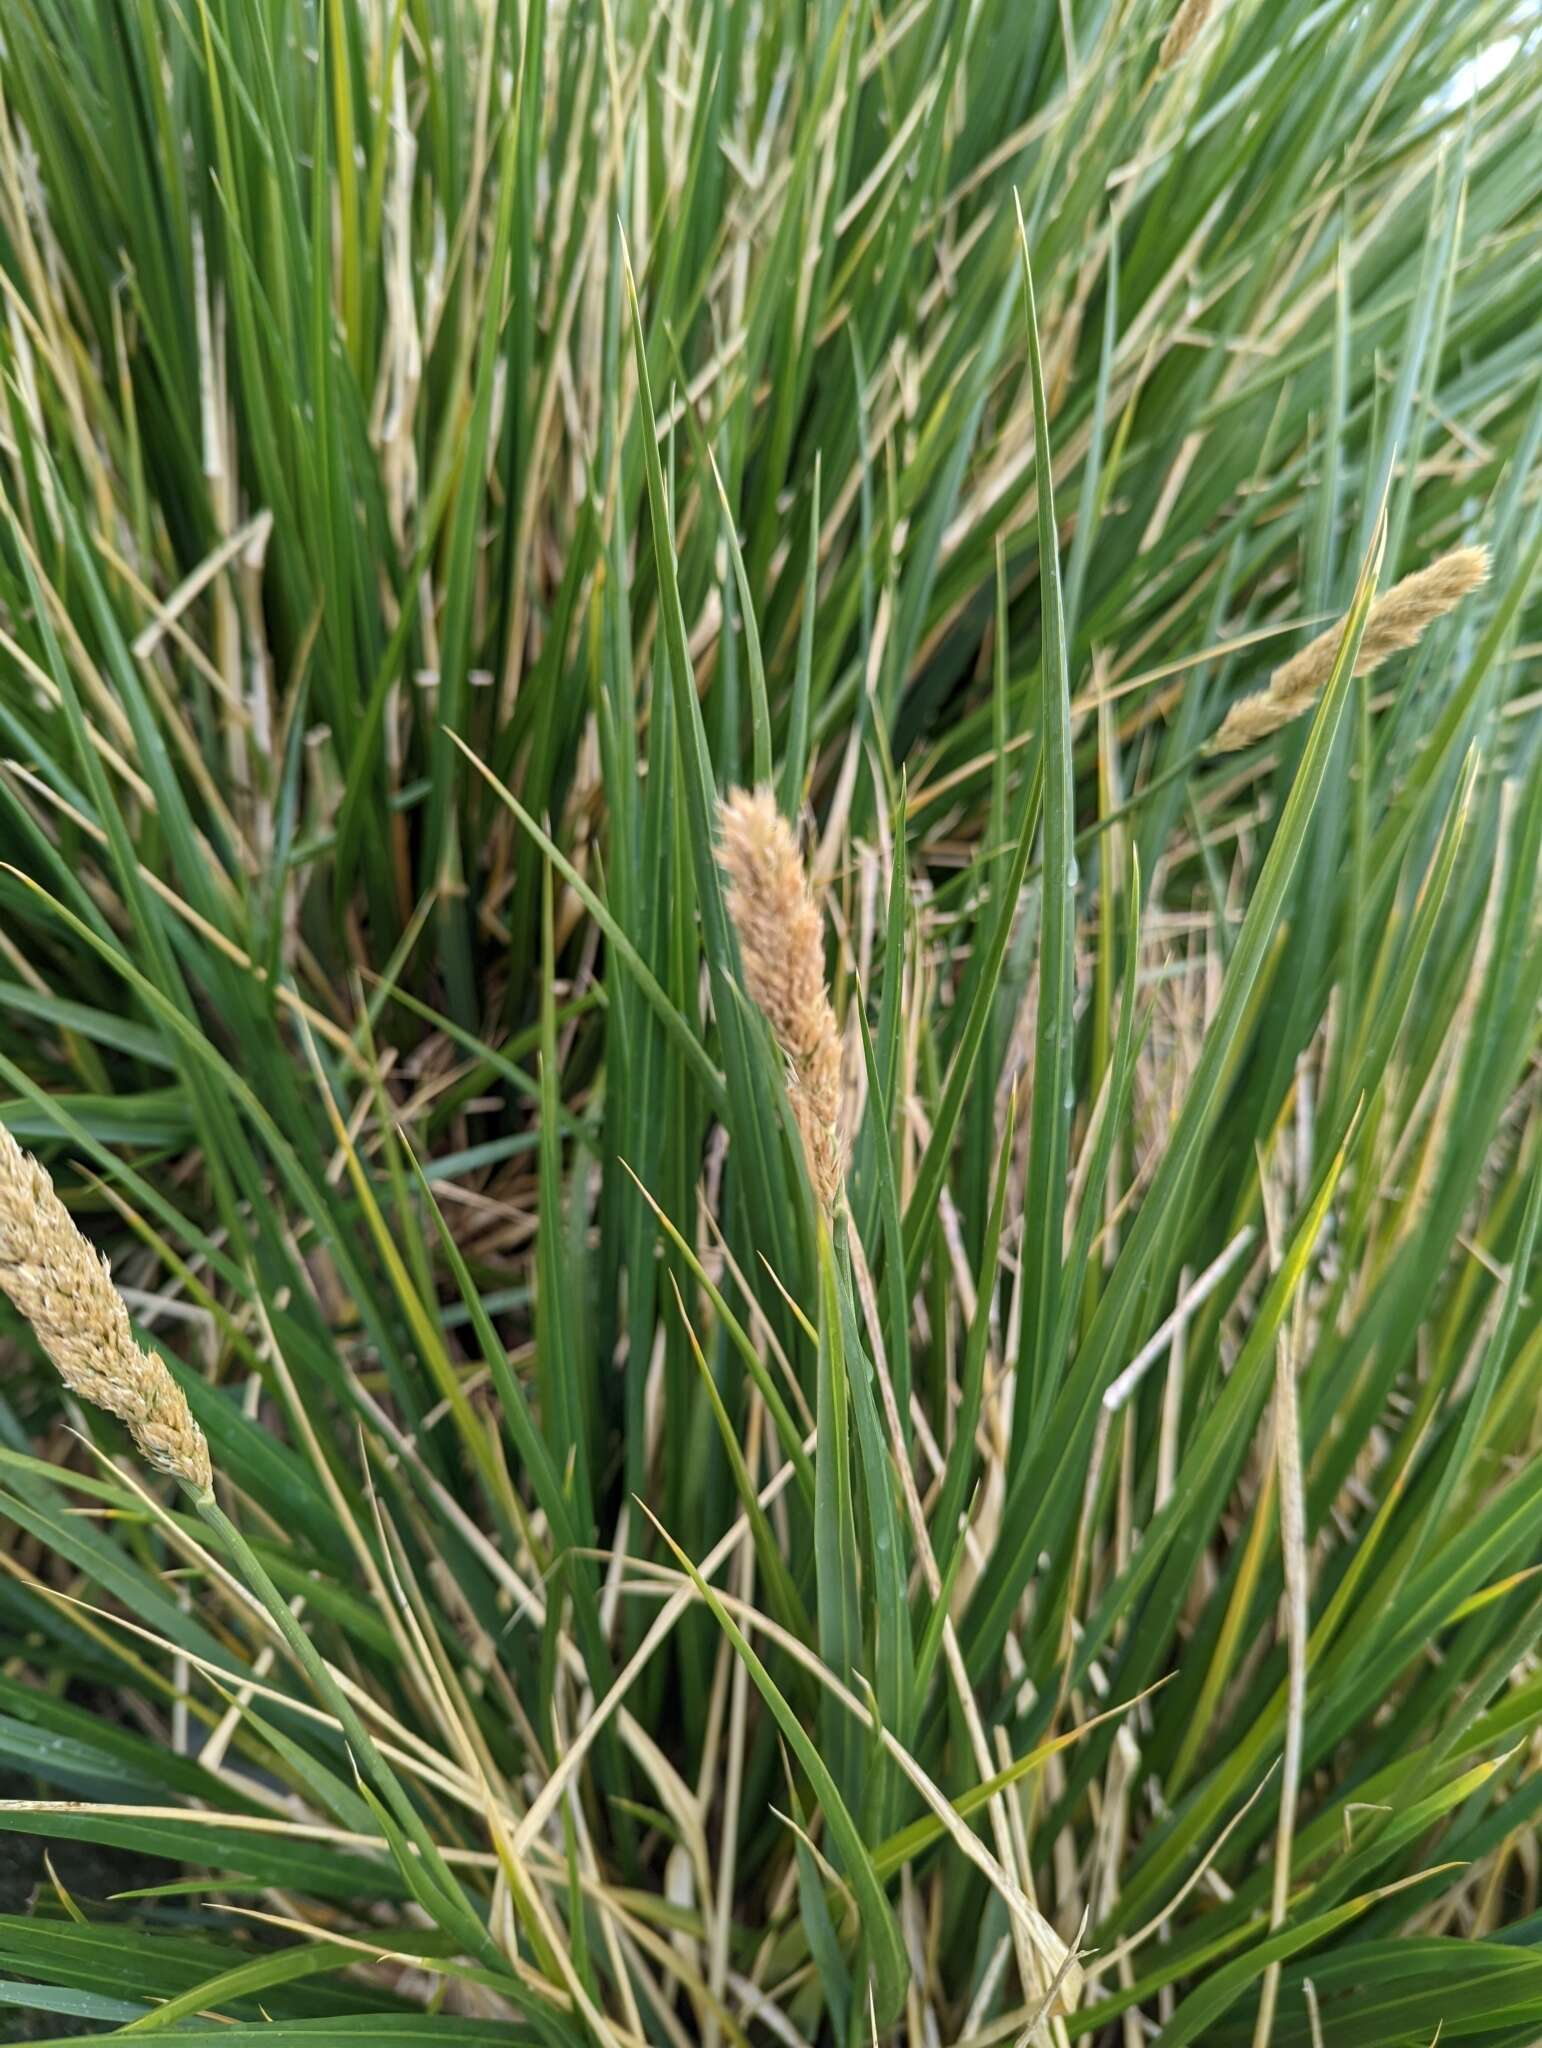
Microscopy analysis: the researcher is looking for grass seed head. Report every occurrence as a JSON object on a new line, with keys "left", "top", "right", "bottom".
{"left": 0, "top": 1124, "right": 212, "bottom": 1495}
{"left": 1209, "top": 543, "right": 1489, "bottom": 754}
{"left": 718, "top": 787, "right": 845, "bottom": 1213}
{"left": 1161, "top": 0, "right": 1217, "bottom": 68}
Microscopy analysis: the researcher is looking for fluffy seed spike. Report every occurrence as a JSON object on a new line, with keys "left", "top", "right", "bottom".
{"left": 717, "top": 787, "right": 845, "bottom": 1213}
{"left": 1160, "top": 0, "right": 1216, "bottom": 69}
{"left": 1209, "top": 543, "right": 1489, "bottom": 755}
{"left": 0, "top": 1125, "right": 212, "bottom": 1494}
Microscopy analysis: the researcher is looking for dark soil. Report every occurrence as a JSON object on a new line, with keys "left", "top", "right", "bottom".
{"left": 0, "top": 1772, "right": 173, "bottom": 2042}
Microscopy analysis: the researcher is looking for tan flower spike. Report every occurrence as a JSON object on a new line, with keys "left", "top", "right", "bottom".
{"left": 0, "top": 1123, "right": 212, "bottom": 1495}
{"left": 1161, "top": 0, "right": 1217, "bottom": 69}
{"left": 718, "top": 787, "right": 845, "bottom": 1213}
{"left": 1210, "top": 544, "right": 1488, "bottom": 754}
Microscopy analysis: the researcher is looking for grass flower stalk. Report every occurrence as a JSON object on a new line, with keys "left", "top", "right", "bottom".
{"left": 0, "top": 1123, "right": 212, "bottom": 1495}
{"left": 719, "top": 786, "right": 846, "bottom": 1213}
{"left": 1209, "top": 544, "right": 1489, "bottom": 753}
{"left": 1161, "top": 0, "right": 1217, "bottom": 68}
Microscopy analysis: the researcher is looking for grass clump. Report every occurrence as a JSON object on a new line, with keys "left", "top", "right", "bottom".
{"left": 0, "top": 1, "right": 1539, "bottom": 2044}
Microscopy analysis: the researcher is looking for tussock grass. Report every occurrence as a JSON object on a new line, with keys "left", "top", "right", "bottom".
{"left": 0, "top": 1, "right": 1538, "bottom": 2044}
